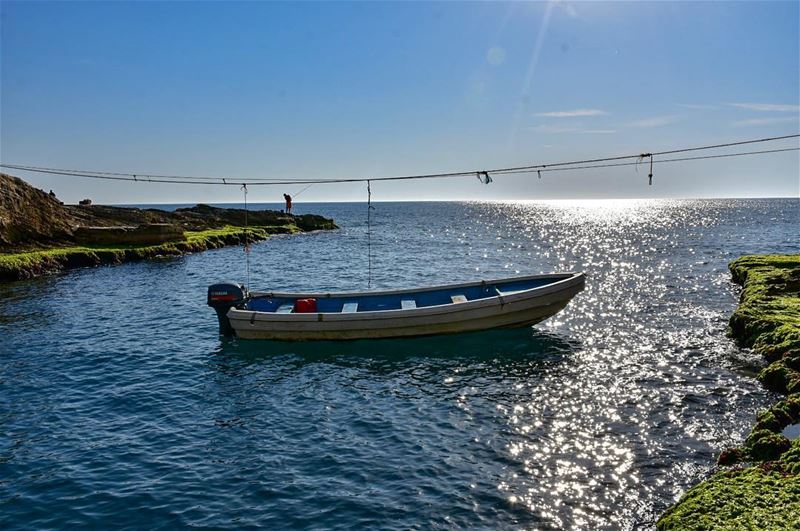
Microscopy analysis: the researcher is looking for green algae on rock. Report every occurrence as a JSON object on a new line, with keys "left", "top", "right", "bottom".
{"left": 660, "top": 433, "right": 800, "bottom": 531}
{"left": 0, "top": 225, "right": 285, "bottom": 282}
{"left": 728, "top": 254, "right": 800, "bottom": 360}
{"left": 727, "top": 255, "right": 800, "bottom": 464}
{"left": 657, "top": 464, "right": 800, "bottom": 530}
{"left": 658, "top": 254, "right": 800, "bottom": 529}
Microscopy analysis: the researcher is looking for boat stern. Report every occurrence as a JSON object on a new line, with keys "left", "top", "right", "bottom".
{"left": 207, "top": 282, "right": 248, "bottom": 336}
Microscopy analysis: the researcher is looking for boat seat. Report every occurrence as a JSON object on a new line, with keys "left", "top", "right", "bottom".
{"left": 276, "top": 303, "right": 294, "bottom": 314}
{"left": 451, "top": 294, "right": 468, "bottom": 304}
{"left": 401, "top": 299, "right": 417, "bottom": 310}
{"left": 342, "top": 302, "right": 359, "bottom": 313}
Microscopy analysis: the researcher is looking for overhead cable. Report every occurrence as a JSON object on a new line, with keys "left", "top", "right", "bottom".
{"left": 1, "top": 134, "right": 797, "bottom": 187}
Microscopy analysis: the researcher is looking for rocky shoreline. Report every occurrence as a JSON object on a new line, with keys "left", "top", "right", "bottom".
{"left": 657, "top": 254, "right": 800, "bottom": 529}
{"left": 0, "top": 173, "right": 337, "bottom": 282}
{"left": 1, "top": 226, "right": 273, "bottom": 282}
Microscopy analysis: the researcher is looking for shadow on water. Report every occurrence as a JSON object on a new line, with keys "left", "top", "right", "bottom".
{"left": 0, "top": 277, "right": 63, "bottom": 327}
{"left": 210, "top": 327, "right": 580, "bottom": 368}
{"left": 205, "top": 327, "right": 582, "bottom": 403}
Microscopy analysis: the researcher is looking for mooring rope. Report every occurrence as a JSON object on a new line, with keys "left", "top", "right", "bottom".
{"left": 241, "top": 183, "right": 250, "bottom": 290}
{"left": 367, "top": 180, "right": 374, "bottom": 289}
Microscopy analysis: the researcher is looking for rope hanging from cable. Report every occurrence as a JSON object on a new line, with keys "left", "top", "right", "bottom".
{"left": 367, "top": 180, "right": 374, "bottom": 289}
{"left": 241, "top": 183, "right": 250, "bottom": 290}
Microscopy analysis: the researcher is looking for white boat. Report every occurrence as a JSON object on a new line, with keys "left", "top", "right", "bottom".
{"left": 207, "top": 272, "right": 585, "bottom": 341}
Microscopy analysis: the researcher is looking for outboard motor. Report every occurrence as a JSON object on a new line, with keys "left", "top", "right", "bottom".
{"left": 207, "top": 283, "right": 247, "bottom": 336}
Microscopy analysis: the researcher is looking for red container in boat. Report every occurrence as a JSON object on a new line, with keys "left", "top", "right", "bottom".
{"left": 293, "top": 298, "right": 318, "bottom": 313}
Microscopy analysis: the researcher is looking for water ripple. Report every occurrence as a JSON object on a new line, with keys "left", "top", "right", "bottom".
{"left": 1, "top": 198, "right": 797, "bottom": 529}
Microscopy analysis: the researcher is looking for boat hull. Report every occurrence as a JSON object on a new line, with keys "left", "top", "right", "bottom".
{"left": 225, "top": 273, "right": 584, "bottom": 341}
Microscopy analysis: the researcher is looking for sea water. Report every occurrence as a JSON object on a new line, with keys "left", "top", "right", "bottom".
{"left": 1, "top": 199, "right": 798, "bottom": 529}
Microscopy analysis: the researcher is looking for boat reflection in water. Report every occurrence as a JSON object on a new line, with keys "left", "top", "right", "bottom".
{"left": 211, "top": 326, "right": 580, "bottom": 373}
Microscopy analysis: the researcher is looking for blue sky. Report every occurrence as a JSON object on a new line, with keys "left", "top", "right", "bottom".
{"left": 1, "top": 1, "right": 798, "bottom": 203}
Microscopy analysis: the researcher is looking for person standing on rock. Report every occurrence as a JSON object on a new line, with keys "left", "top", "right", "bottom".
{"left": 283, "top": 193, "right": 292, "bottom": 214}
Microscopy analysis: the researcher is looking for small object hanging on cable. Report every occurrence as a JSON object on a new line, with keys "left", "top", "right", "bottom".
{"left": 537, "top": 170, "right": 542, "bottom": 179}
{"left": 636, "top": 153, "right": 648, "bottom": 170}
{"left": 476, "top": 171, "right": 493, "bottom": 184}
{"left": 637, "top": 153, "right": 654, "bottom": 184}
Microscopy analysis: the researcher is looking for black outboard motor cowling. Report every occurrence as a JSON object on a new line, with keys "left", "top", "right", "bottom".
{"left": 208, "top": 283, "right": 247, "bottom": 336}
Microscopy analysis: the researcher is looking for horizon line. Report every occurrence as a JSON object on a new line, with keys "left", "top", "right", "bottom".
{"left": 105, "top": 195, "right": 800, "bottom": 207}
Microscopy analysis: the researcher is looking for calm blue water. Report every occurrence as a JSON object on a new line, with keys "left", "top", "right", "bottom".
{"left": 1, "top": 199, "right": 798, "bottom": 530}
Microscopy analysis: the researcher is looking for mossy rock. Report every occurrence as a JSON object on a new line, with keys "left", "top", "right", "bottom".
{"left": 774, "top": 394, "right": 800, "bottom": 421}
{"left": 758, "top": 360, "right": 800, "bottom": 395}
{"left": 745, "top": 429, "right": 791, "bottom": 461}
{"left": 663, "top": 256, "right": 800, "bottom": 528}
{"left": 753, "top": 410, "right": 782, "bottom": 433}
{"left": 0, "top": 225, "right": 290, "bottom": 282}
{"left": 779, "top": 439, "right": 800, "bottom": 474}
{"left": 736, "top": 395, "right": 800, "bottom": 465}
{"left": 754, "top": 324, "right": 800, "bottom": 361}
{"left": 728, "top": 255, "right": 800, "bottom": 356}
{"left": 717, "top": 447, "right": 744, "bottom": 466}
{"left": 785, "top": 351, "right": 800, "bottom": 370}
{"left": 657, "top": 467, "right": 800, "bottom": 530}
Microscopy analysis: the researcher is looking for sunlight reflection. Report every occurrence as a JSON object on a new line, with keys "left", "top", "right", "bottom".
{"left": 437, "top": 199, "right": 779, "bottom": 527}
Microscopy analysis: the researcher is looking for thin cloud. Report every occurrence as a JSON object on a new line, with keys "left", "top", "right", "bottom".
{"left": 531, "top": 125, "right": 581, "bottom": 133}
{"left": 629, "top": 115, "right": 680, "bottom": 128}
{"left": 733, "top": 116, "right": 799, "bottom": 127}
{"left": 531, "top": 125, "right": 616, "bottom": 134}
{"left": 728, "top": 103, "right": 800, "bottom": 112}
{"left": 675, "top": 103, "right": 718, "bottom": 110}
{"left": 535, "top": 109, "right": 608, "bottom": 118}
